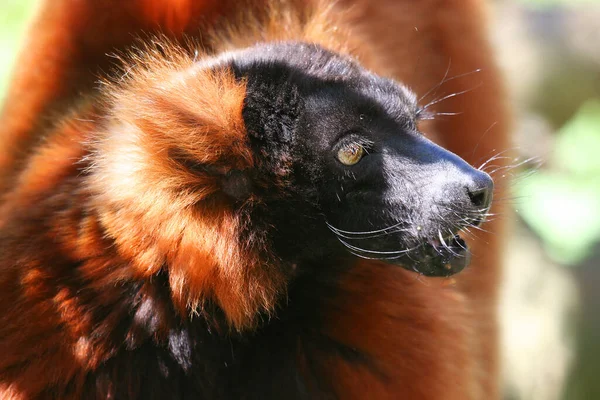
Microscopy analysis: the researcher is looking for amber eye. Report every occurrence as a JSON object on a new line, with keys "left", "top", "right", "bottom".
{"left": 336, "top": 142, "right": 365, "bottom": 166}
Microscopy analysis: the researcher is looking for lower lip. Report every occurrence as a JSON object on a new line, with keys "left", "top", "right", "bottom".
{"left": 409, "top": 235, "right": 471, "bottom": 277}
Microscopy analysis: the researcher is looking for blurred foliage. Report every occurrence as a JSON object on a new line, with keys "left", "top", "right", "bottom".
{"left": 513, "top": 0, "right": 600, "bottom": 266}
{"left": 517, "top": 0, "right": 600, "bottom": 6}
{"left": 517, "top": 101, "right": 600, "bottom": 265}
{"left": 0, "top": 0, "right": 36, "bottom": 99}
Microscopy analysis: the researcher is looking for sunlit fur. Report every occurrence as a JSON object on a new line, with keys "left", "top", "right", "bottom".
{"left": 0, "top": 1, "right": 510, "bottom": 399}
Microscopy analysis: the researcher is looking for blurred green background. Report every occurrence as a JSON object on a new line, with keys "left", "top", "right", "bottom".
{"left": 0, "top": 0, "right": 34, "bottom": 100}
{"left": 1, "top": 0, "right": 599, "bottom": 399}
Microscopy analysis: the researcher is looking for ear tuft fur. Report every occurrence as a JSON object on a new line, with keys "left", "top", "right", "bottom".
{"left": 86, "top": 41, "right": 288, "bottom": 330}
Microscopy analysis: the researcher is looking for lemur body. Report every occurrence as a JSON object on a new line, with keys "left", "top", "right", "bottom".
{"left": 0, "top": 1, "right": 509, "bottom": 399}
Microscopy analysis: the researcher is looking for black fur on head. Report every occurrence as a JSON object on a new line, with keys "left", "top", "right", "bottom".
{"left": 202, "top": 42, "right": 493, "bottom": 277}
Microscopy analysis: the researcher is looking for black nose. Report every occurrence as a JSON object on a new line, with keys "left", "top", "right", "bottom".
{"left": 465, "top": 170, "right": 494, "bottom": 211}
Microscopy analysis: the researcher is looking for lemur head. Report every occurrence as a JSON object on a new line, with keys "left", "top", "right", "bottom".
{"left": 231, "top": 42, "right": 493, "bottom": 276}
{"left": 92, "top": 41, "right": 493, "bottom": 328}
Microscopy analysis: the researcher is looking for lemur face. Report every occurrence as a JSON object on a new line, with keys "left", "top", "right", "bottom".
{"left": 302, "top": 86, "right": 493, "bottom": 276}
{"left": 221, "top": 43, "right": 493, "bottom": 277}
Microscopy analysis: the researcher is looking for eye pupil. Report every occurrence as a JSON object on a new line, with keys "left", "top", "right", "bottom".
{"left": 337, "top": 143, "right": 365, "bottom": 166}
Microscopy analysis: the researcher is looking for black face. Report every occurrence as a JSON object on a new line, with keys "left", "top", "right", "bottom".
{"left": 225, "top": 42, "right": 493, "bottom": 277}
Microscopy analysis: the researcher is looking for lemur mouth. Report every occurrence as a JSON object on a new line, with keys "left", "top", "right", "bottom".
{"left": 329, "top": 225, "right": 471, "bottom": 277}
{"left": 329, "top": 223, "right": 472, "bottom": 277}
{"left": 405, "top": 234, "right": 471, "bottom": 277}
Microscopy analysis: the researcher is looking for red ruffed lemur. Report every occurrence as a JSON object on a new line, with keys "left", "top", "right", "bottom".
{"left": 0, "top": 0, "right": 510, "bottom": 399}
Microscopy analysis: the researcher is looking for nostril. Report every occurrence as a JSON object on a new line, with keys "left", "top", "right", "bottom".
{"left": 466, "top": 170, "right": 494, "bottom": 211}
{"left": 468, "top": 187, "right": 491, "bottom": 210}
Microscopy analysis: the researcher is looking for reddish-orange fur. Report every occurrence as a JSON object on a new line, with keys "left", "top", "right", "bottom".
{"left": 0, "top": 0, "right": 509, "bottom": 399}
